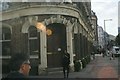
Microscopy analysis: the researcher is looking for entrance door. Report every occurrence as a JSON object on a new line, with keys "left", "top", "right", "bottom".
{"left": 47, "top": 23, "right": 67, "bottom": 68}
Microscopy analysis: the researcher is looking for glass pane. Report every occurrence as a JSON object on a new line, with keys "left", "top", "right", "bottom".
{"left": 28, "top": 26, "right": 37, "bottom": 37}
{"left": 5, "top": 33, "right": 11, "bottom": 40}
{"left": 2, "top": 41, "right": 11, "bottom": 56}
{"left": 0, "top": 33, "right": 2, "bottom": 40}
{"left": 29, "top": 39, "right": 39, "bottom": 55}
{"left": 2, "top": 27, "right": 11, "bottom": 40}
{"left": 0, "top": 42, "right": 2, "bottom": 56}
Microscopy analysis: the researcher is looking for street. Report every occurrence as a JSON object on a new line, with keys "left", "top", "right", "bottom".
{"left": 30, "top": 54, "right": 119, "bottom": 79}
{"left": 1, "top": 2, "right": 120, "bottom": 80}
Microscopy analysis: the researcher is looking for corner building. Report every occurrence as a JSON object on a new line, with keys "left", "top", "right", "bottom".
{"left": 1, "top": 2, "right": 95, "bottom": 75}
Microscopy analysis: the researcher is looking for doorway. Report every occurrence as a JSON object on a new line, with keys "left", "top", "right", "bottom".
{"left": 46, "top": 23, "right": 67, "bottom": 68}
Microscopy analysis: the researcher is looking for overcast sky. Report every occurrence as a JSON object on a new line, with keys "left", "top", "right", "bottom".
{"left": 91, "top": 0, "right": 119, "bottom": 36}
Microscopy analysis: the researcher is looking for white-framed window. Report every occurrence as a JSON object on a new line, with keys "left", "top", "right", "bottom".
{"left": 28, "top": 26, "right": 40, "bottom": 55}
{"left": 1, "top": 26, "right": 11, "bottom": 56}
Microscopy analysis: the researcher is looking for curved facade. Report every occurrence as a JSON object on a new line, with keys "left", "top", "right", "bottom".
{"left": 1, "top": 2, "right": 95, "bottom": 76}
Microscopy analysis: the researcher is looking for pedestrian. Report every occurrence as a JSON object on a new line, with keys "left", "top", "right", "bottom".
{"left": 91, "top": 52, "right": 95, "bottom": 60}
{"left": 107, "top": 50, "right": 110, "bottom": 56}
{"left": 2, "top": 53, "right": 31, "bottom": 79}
{"left": 109, "top": 51, "right": 112, "bottom": 60}
{"left": 62, "top": 50, "right": 70, "bottom": 78}
{"left": 102, "top": 48, "right": 106, "bottom": 57}
{"left": 109, "top": 49, "right": 115, "bottom": 60}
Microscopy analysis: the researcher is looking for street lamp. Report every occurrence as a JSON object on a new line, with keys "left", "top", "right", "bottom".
{"left": 104, "top": 19, "right": 112, "bottom": 49}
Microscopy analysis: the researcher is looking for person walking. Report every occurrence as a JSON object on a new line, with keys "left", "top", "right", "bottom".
{"left": 62, "top": 50, "right": 70, "bottom": 78}
{"left": 91, "top": 51, "right": 95, "bottom": 60}
{"left": 110, "top": 51, "right": 115, "bottom": 60}
{"left": 2, "top": 53, "right": 31, "bottom": 79}
{"left": 109, "top": 51, "right": 113, "bottom": 60}
{"left": 102, "top": 48, "right": 106, "bottom": 57}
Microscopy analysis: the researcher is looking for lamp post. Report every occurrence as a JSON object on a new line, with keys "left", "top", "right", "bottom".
{"left": 104, "top": 19, "right": 112, "bottom": 49}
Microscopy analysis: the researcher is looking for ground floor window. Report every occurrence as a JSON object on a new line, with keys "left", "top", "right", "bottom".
{"left": 28, "top": 26, "right": 40, "bottom": 55}
{"left": 2, "top": 27, "right": 11, "bottom": 56}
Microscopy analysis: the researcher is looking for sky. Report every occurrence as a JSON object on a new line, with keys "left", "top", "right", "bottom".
{"left": 91, "top": 0, "right": 119, "bottom": 36}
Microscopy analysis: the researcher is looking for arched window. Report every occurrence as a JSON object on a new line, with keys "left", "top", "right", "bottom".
{"left": 1, "top": 26, "right": 11, "bottom": 56}
{"left": 28, "top": 26, "right": 40, "bottom": 55}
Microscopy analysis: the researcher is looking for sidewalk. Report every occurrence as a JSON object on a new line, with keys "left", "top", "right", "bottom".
{"left": 30, "top": 55, "right": 119, "bottom": 78}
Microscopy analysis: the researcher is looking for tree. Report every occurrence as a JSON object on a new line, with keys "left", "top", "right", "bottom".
{"left": 115, "top": 33, "right": 120, "bottom": 46}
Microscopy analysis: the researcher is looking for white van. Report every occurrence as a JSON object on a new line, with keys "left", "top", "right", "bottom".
{"left": 112, "top": 46, "right": 120, "bottom": 57}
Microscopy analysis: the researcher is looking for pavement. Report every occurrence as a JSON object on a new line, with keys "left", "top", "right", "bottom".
{"left": 29, "top": 54, "right": 119, "bottom": 79}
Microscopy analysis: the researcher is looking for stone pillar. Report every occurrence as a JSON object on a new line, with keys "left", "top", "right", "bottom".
{"left": 38, "top": 30, "right": 47, "bottom": 75}
{"left": 69, "top": 29, "right": 74, "bottom": 71}
{"left": 66, "top": 21, "right": 74, "bottom": 72}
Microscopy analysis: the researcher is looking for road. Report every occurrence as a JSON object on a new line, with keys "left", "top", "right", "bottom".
{"left": 30, "top": 54, "right": 119, "bottom": 79}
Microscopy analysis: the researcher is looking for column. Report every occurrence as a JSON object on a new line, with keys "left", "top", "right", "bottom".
{"left": 38, "top": 30, "right": 47, "bottom": 75}
{"left": 66, "top": 21, "right": 74, "bottom": 71}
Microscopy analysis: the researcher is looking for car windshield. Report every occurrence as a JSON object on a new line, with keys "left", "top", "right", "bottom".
{"left": 115, "top": 48, "right": 119, "bottom": 51}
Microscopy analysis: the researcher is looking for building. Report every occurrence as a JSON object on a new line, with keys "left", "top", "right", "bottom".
{"left": 97, "top": 26, "right": 104, "bottom": 48}
{"left": 118, "top": 1, "right": 120, "bottom": 34}
{"left": 1, "top": 2, "right": 94, "bottom": 76}
{"left": 91, "top": 11, "right": 98, "bottom": 49}
{"left": 98, "top": 26, "right": 110, "bottom": 49}
{"left": 118, "top": 27, "right": 120, "bottom": 34}
{"left": 104, "top": 31, "right": 109, "bottom": 47}
{"left": 109, "top": 34, "right": 115, "bottom": 41}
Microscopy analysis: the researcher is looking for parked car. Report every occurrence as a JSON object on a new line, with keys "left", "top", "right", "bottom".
{"left": 112, "top": 46, "right": 120, "bottom": 57}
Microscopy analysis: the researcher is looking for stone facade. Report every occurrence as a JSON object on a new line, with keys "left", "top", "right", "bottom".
{"left": 1, "top": 2, "right": 95, "bottom": 76}
{"left": 98, "top": 26, "right": 104, "bottom": 48}
{"left": 91, "top": 11, "right": 98, "bottom": 51}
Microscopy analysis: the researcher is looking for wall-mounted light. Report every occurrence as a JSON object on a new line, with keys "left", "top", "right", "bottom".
{"left": 36, "top": 22, "right": 46, "bottom": 32}
{"left": 46, "top": 29, "right": 52, "bottom": 36}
